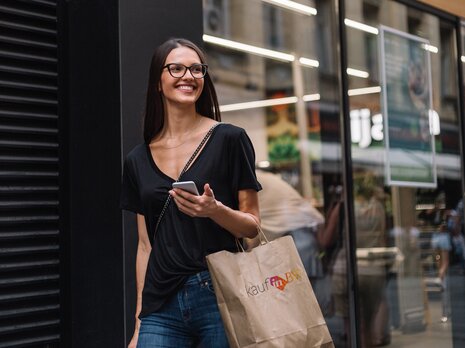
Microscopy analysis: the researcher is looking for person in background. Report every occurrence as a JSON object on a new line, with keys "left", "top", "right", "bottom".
{"left": 435, "top": 215, "right": 453, "bottom": 323}
{"left": 254, "top": 169, "right": 323, "bottom": 273}
{"left": 353, "top": 172, "right": 389, "bottom": 347}
{"left": 249, "top": 169, "right": 342, "bottom": 315}
{"left": 450, "top": 199, "right": 465, "bottom": 272}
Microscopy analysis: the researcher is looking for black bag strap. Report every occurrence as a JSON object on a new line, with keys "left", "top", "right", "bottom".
{"left": 153, "top": 123, "right": 220, "bottom": 239}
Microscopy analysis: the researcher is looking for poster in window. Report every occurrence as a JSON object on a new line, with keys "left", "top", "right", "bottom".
{"left": 379, "top": 26, "right": 437, "bottom": 188}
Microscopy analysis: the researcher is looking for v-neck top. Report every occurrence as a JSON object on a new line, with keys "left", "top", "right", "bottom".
{"left": 120, "top": 123, "right": 262, "bottom": 317}
{"left": 145, "top": 123, "right": 217, "bottom": 182}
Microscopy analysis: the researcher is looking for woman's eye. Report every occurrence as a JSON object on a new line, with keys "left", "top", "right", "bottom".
{"left": 192, "top": 66, "right": 202, "bottom": 73}
{"left": 170, "top": 65, "right": 183, "bottom": 72}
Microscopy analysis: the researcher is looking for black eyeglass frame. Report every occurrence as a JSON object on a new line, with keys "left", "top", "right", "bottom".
{"left": 162, "top": 63, "right": 208, "bottom": 79}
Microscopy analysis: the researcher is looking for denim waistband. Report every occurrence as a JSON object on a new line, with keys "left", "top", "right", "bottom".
{"left": 184, "top": 270, "right": 211, "bottom": 285}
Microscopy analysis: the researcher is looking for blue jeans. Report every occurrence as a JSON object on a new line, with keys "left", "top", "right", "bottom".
{"left": 137, "top": 270, "right": 229, "bottom": 348}
{"left": 431, "top": 232, "right": 451, "bottom": 251}
{"left": 289, "top": 227, "right": 323, "bottom": 278}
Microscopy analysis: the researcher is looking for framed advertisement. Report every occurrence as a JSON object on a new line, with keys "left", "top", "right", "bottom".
{"left": 379, "top": 26, "right": 437, "bottom": 188}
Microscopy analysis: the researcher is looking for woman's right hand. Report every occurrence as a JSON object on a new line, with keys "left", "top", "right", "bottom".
{"left": 128, "top": 334, "right": 138, "bottom": 348}
{"left": 128, "top": 319, "right": 141, "bottom": 348}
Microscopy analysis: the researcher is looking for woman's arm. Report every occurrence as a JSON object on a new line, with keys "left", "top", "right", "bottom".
{"left": 170, "top": 184, "right": 260, "bottom": 238}
{"left": 316, "top": 200, "right": 342, "bottom": 249}
{"left": 128, "top": 214, "right": 151, "bottom": 348}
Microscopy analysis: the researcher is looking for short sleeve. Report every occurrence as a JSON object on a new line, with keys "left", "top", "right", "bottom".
{"left": 230, "top": 129, "right": 262, "bottom": 192}
{"left": 120, "top": 157, "right": 144, "bottom": 214}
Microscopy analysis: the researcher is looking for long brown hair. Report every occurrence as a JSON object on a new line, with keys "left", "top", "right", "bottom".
{"left": 143, "top": 38, "right": 221, "bottom": 144}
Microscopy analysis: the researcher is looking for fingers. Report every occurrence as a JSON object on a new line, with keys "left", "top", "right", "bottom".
{"left": 204, "top": 183, "right": 214, "bottom": 197}
{"left": 169, "top": 185, "right": 216, "bottom": 217}
{"left": 170, "top": 189, "right": 200, "bottom": 217}
{"left": 170, "top": 189, "right": 196, "bottom": 207}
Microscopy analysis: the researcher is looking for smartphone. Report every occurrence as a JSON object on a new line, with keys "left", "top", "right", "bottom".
{"left": 172, "top": 181, "right": 200, "bottom": 195}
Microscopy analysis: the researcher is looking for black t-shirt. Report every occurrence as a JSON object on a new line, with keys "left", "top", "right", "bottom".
{"left": 120, "top": 123, "right": 262, "bottom": 317}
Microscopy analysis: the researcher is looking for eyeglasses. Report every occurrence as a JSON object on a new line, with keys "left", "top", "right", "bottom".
{"left": 162, "top": 63, "right": 208, "bottom": 79}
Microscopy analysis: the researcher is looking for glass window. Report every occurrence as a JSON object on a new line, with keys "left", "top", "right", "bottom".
{"left": 203, "top": 0, "right": 348, "bottom": 345}
{"left": 462, "top": 23, "right": 465, "bottom": 111}
{"left": 347, "top": 1, "right": 464, "bottom": 347}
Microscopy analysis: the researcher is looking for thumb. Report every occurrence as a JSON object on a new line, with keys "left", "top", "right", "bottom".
{"left": 204, "top": 183, "right": 214, "bottom": 197}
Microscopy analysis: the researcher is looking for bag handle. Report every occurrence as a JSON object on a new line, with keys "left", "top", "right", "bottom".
{"left": 235, "top": 220, "right": 269, "bottom": 253}
{"left": 153, "top": 123, "right": 220, "bottom": 239}
{"left": 256, "top": 224, "right": 269, "bottom": 245}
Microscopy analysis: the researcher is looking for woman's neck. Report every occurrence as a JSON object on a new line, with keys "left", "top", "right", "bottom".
{"left": 162, "top": 105, "right": 200, "bottom": 139}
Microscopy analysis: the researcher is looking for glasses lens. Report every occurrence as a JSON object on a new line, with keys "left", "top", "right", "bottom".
{"left": 168, "top": 64, "right": 186, "bottom": 78}
{"left": 191, "top": 64, "right": 207, "bottom": 78}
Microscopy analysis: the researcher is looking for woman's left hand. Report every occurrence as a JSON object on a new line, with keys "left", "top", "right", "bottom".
{"left": 170, "top": 183, "right": 219, "bottom": 218}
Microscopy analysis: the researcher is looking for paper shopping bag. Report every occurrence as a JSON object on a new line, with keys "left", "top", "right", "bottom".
{"left": 206, "top": 235, "right": 334, "bottom": 348}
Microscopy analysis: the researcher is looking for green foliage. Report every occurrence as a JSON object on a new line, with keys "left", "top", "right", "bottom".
{"left": 268, "top": 134, "right": 300, "bottom": 164}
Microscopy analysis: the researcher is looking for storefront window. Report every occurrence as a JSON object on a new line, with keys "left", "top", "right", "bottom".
{"left": 347, "top": 1, "right": 464, "bottom": 347}
{"left": 462, "top": 23, "right": 465, "bottom": 108}
{"left": 203, "top": 0, "right": 348, "bottom": 345}
{"left": 203, "top": 1, "right": 465, "bottom": 346}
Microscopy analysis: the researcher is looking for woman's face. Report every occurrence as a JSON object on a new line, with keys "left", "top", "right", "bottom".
{"left": 160, "top": 46, "right": 205, "bottom": 109}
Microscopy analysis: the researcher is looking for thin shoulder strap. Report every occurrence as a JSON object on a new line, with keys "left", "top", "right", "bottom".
{"left": 153, "top": 123, "right": 220, "bottom": 239}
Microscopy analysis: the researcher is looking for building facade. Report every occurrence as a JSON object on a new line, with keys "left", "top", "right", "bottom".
{"left": 0, "top": 0, "right": 464, "bottom": 347}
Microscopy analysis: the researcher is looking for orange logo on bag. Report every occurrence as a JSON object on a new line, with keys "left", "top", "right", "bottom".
{"left": 245, "top": 268, "right": 304, "bottom": 297}
{"left": 270, "top": 276, "right": 288, "bottom": 291}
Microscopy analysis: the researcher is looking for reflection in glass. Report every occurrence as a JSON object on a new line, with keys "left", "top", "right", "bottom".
{"left": 348, "top": 1, "right": 464, "bottom": 347}
{"left": 204, "top": 1, "right": 465, "bottom": 346}
{"left": 203, "top": 0, "right": 348, "bottom": 345}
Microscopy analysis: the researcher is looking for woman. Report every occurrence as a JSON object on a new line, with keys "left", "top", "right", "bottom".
{"left": 120, "top": 38, "right": 261, "bottom": 347}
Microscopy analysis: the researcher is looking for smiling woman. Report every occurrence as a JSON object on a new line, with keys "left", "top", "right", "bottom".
{"left": 120, "top": 38, "right": 262, "bottom": 348}
{"left": 158, "top": 47, "right": 206, "bottom": 114}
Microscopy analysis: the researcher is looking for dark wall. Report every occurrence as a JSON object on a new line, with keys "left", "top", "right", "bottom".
{"left": 119, "top": 0, "right": 203, "bottom": 344}
{"left": 66, "top": 0, "right": 123, "bottom": 347}
{"left": 65, "top": 0, "right": 203, "bottom": 345}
